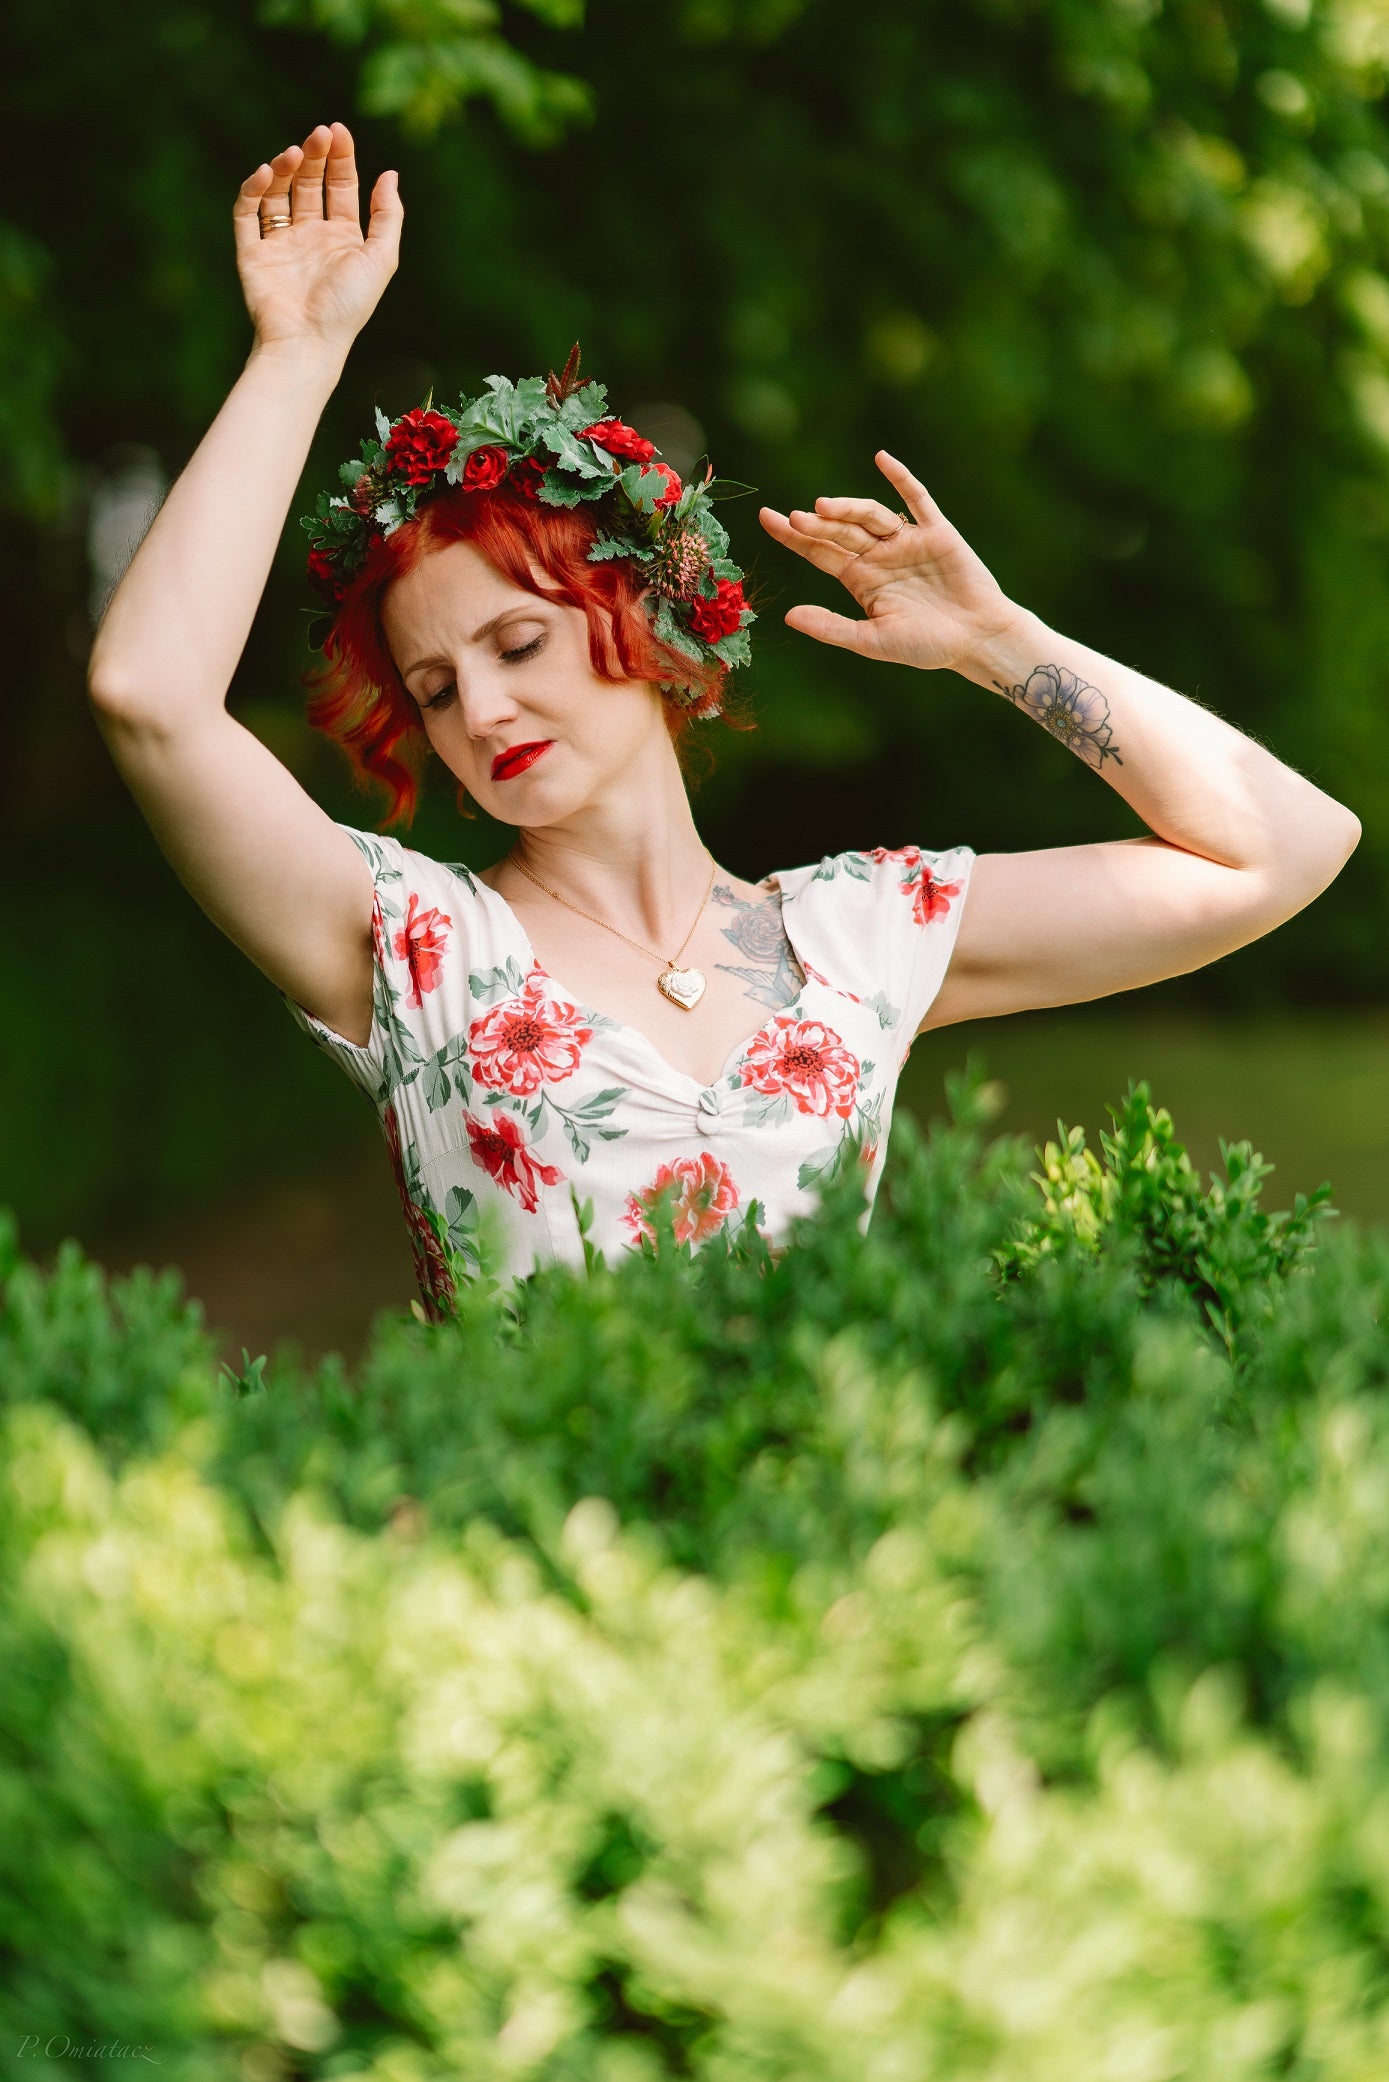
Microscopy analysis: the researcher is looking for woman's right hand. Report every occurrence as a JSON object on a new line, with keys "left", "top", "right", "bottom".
{"left": 233, "top": 121, "right": 403, "bottom": 358}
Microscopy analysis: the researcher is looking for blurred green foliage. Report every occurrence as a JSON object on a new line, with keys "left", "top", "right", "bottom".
{"left": 259, "top": 0, "right": 592, "bottom": 143}
{"left": 7, "top": 0, "right": 1388, "bottom": 1247}
{"left": 10, "top": 1083, "right": 1389, "bottom": 2073}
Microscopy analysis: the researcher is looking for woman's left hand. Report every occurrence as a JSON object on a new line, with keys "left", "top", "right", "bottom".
{"left": 758, "top": 450, "right": 1020, "bottom": 676}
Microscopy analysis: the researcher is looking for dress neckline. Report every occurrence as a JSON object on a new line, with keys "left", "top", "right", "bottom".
{"left": 454, "top": 863, "right": 815, "bottom": 1095}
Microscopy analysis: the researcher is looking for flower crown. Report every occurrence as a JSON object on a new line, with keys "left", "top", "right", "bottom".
{"left": 300, "top": 344, "right": 755, "bottom": 716}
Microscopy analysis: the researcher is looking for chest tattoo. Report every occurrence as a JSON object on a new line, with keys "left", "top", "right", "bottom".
{"left": 710, "top": 882, "right": 806, "bottom": 1011}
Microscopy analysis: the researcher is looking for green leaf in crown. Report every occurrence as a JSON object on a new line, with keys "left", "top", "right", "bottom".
{"left": 297, "top": 342, "right": 756, "bottom": 698}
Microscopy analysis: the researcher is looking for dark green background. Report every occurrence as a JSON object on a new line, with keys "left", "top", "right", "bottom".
{"left": 8, "top": 0, "right": 1389, "bottom": 1362}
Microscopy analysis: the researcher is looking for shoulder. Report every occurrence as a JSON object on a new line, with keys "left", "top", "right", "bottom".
{"left": 777, "top": 843, "right": 974, "bottom": 922}
{"left": 333, "top": 824, "right": 499, "bottom": 1016}
{"left": 335, "top": 823, "right": 485, "bottom": 919}
{"left": 777, "top": 843, "right": 976, "bottom": 1026}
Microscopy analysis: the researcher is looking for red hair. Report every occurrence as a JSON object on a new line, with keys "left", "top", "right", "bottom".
{"left": 301, "top": 480, "right": 754, "bottom": 828}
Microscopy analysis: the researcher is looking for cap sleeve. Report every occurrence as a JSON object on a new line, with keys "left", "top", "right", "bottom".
{"left": 278, "top": 823, "right": 477, "bottom": 1106}
{"left": 792, "top": 843, "right": 975, "bottom": 1039}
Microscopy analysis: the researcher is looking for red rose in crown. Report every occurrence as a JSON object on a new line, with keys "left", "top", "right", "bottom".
{"left": 384, "top": 407, "right": 458, "bottom": 485}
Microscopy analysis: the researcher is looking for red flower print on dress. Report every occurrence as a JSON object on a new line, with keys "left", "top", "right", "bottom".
{"left": 383, "top": 1101, "right": 457, "bottom": 1321}
{"left": 622, "top": 1152, "right": 740, "bottom": 1247}
{"left": 391, "top": 892, "right": 452, "bottom": 1009}
{"left": 465, "top": 1108, "right": 565, "bottom": 1214}
{"left": 908, "top": 868, "right": 961, "bottom": 926}
{"left": 739, "top": 1014, "right": 861, "bottom": 1119}
{"left": 867, "top": 845, "right": 962, "bottom": 927}
{"left": 468, "top": 968, "right": 593, "bottom": 1096}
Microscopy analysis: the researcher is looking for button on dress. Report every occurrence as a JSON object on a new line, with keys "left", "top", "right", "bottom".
{"left": 280, "top": 826, "right": 976, "bottom": 1320}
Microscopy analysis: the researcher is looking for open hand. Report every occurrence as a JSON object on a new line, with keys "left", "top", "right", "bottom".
{"left": 758, "top": 451, "right": 1021, "bottom": 676}
{"left": 233, "top": 122, "right": 402, "bottom": 357}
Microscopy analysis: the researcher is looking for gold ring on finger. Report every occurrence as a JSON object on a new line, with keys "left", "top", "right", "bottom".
{"left": 854, "top": 513, "right": 910, "bottom": 555}
{"left": 261, "top": 211, "right": 293, "bottom": 229}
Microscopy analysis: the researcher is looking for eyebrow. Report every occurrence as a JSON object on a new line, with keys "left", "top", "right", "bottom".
{"left": 399, "top": 608, "right": 543, "bottom": 684}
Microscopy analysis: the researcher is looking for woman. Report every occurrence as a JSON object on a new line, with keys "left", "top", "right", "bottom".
{"left": 87, "top": 122, "right": 1361, "bottom": 1321}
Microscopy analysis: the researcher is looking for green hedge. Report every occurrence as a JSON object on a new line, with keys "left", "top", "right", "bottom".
{"left": 5, "top": 1077, "right": 1389, "bottom": 2079}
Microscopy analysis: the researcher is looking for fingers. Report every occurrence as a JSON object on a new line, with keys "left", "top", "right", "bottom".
{"left": 258, "top": 142, "right": 301, "bottom": 225}
{"left": 874, "top": 449, "right": 942, "bottom": 526}
{"left": 757, "top": 504, "right": 856, "bottom": 577}
{"left": 784, "top": 602, "right": 872, "bottom": 652}
{"left": 792, "top": 508, "right": 878, "bottom": 555}
{"left": 812, "top": 492, "right": 906, "bottom": 540}
{"left": 291, "top": 122, "right": 334, "bottom": 222}
{"left": 324, "top": 121, "right": 360, "bottom": 224}
{"left": 233, "top": 126, "right": 370, "bottom": 254}
{"left": 233, "top": 161, "right": 274, "bottom": 255}
{"left": 365, "top": 168, "right": 404, "bottom": 265}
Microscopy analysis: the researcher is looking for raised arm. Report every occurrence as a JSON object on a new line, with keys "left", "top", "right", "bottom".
{"left": 758, "top": 455, "right": 1362, "bottom": 1029}
{"left": 87, "top": 123, "right": 402, "bottom": 1047}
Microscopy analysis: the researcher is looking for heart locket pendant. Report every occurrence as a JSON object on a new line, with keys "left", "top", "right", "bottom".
{"left": 657, "top": 965, "right": 707, "bottom": 1011}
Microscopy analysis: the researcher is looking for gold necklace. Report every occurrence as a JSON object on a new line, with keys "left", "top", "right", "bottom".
{"left": 508, "top": 848, "right": 718, "bottom": 1010}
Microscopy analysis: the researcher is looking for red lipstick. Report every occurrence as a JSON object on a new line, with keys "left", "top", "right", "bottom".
{"left": 491, "top": 740, "right": 553, "bottom": 783}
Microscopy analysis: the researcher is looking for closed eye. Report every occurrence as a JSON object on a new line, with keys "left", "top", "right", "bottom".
{"left": 421, "top": 635, "right": 544, "bottom": 711}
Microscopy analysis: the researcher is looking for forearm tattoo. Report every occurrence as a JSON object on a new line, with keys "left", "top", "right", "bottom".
{"left": 711, "top": 883, "right": 806, "bottom": 1009}
{"left": 994, "top": 662, "right": 1123, "bottom": 770}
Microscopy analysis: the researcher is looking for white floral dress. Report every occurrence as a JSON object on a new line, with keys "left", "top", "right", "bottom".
{"left": 280, "top": 827, "right": 975, "bottom": 1319}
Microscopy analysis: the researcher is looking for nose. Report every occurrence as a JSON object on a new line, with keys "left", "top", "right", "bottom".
{"left": 453, "top": 657, "right": 521, "bottom": 739}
